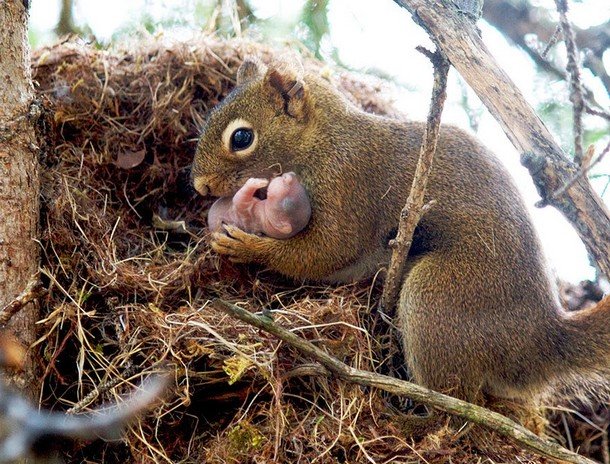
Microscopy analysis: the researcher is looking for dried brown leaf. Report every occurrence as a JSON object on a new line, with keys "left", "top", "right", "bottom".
{"left": 115, "top": 149, "right": 146, "bottom": 169}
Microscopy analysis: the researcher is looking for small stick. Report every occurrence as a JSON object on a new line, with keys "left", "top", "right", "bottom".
{"left": 380, "top": 48, "right": 449, "bottom": 314}
{"left": 555, "top": 0, "right": 585, "bottom": 165}
{"left": 541, "top": 25, "right": 562, "bottom": 58}
{"left": 0, "top": 277, "right": 43, "bottom": 326}
{"left": 550, "top": 140, "right": 610, "bottom": 201}
{"left": 67, "top": 366, "right": 135, "bottom": 414}
{"left": 0, "top": 372, "right": 170, "bottom": 462}
{"left": 585, "top": 103, "right": 610, "bottom": 122}
{"left": 213, "top": 299, "right": 596, "bottom": 464}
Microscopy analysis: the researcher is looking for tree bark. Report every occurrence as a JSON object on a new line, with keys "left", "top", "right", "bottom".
{"left": 393, "top": 0, "right": 610, "bottom": 279}
{"left": 0, "top": 0, "right": 40, "bottom": 394}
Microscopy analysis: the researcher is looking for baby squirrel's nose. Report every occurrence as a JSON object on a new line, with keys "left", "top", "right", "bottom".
{"left": 192, "top": 176, "right": 209, "bottom": 196}
{"left": 281, "top": 172, "right": 297, "bottom": 184}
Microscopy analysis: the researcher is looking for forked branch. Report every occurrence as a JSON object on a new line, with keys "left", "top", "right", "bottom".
{"left": 381, "top": 48, "right": 449, "bottom": 313}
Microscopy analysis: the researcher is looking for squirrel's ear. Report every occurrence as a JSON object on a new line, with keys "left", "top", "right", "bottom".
{"left": 265, "top": 65, "right": 308, "bottom": 122}
{"left": 237, "top": 57, "right": 266, "bottom": 86}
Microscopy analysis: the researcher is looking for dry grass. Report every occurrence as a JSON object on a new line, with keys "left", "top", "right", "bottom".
{"left": 29, "top": 36, "right": 607, "bottom": 463}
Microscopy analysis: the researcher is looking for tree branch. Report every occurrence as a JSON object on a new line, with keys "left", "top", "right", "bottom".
{"left": 212, "top": 299, "right": 596, "bottom": 464}
{"left": 381, "top": 48, "right": 448, "bottom": 312}
{"left": 0, "top": 276, "right": 42, "bottom": 327}
{"left": 555, "top": 0, "right": 585, "bottom": 164}
{"left": 393, "top": 0, "right": 610, "bottom": 279}
{"left": 0, "top": 372, "right": 169, "bottom": 462}
{"left": 482, "top": 0, "right": 610, "bottom": 96}
{"left": 55, "top": 0, "right": 77, "bottom": 36}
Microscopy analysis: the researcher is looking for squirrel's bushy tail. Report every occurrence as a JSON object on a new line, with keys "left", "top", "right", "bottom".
{"left": 556, "top": 295, "right": 610, "bottom": 398}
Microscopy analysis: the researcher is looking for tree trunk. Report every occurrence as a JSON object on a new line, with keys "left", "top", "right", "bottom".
{"left": 56, "top": 0, "right": 77, "bottom": 36}
{"left": 0, "top": 0, "right": 40, "bottom": 394}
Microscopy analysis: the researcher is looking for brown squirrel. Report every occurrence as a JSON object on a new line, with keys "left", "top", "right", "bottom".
{"left": 192, "top": 57, "right": 610, "bottom": 410}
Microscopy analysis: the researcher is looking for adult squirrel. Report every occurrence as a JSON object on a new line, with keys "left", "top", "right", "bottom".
{"left": 192, "top": 57, "right": 610, "bottom": 407}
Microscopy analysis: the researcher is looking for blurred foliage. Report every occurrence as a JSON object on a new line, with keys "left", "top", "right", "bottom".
{"left": 30, "top": 1, "right": 339, "bottom": 59}
{"left": 298, "top": 0, "right": 331, "bottom": 59}
{"left": 110, "top": 0, "right": 219, "bottom": 42}
{"left": 28, "top": 29, "right": 41, "bottom": 49}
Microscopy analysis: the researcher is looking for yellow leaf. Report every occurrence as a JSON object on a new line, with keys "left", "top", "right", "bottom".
{"left": 223, "top": 355, "right": 253, "bottom": 385}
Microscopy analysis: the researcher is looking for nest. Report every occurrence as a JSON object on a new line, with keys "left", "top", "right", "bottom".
{"left": 30, "top": 36, "right": 607, "bottom": 463}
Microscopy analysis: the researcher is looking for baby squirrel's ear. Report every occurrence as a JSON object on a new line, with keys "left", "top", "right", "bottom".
{"left": 265, "top": 60, "right": 308, "bottom": 122}
{"left": 237, "top": 57, "right": 266, "bottom": 86}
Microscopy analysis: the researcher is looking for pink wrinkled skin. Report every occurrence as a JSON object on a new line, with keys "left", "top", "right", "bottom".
{"left": 207, "top": 172, "right": 311, "bottom": 239}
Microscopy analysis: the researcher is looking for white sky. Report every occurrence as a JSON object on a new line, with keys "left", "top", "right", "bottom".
{"left": 29, "top": 0, "right": 610, "bottom": 283}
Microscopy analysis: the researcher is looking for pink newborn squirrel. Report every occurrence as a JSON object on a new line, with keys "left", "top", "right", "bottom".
{"left": 207, "top": 172, "right": 311, "bottom": 239}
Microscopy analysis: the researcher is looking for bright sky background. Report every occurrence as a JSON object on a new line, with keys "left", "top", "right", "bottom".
{"left": 29, "top": 0, "right": 610, "bottom": 283}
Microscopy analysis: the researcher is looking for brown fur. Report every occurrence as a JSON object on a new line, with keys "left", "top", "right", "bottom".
{"left": 192, "top": 57, "right": 610, "bottom": 409}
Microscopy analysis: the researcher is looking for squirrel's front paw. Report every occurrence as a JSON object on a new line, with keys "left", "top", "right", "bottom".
{"left": 211, "top": 224, "right": 271, "bottom": 263}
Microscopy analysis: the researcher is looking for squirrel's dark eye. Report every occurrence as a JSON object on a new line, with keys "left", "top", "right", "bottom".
{"left": 231, "top": 128, "right": 254, "bottom": 151}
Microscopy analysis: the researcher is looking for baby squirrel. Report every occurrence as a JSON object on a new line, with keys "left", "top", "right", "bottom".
{"left": 207, "top": 172, "right": 311, "bottom": 239}
{"left": 192, "top": 57, "right": 610, "bottom": 407}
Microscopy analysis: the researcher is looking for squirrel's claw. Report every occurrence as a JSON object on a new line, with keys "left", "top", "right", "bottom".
{"left": 211, "top": 224, "right": 270, "bottom": 263}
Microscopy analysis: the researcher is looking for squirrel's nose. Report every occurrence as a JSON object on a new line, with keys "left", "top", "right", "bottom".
{"left": 192, "top": 176, "right": 209, "bottom": 196}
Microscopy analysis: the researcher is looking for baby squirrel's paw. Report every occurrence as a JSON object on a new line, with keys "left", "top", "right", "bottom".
{"left": 211, "top": 224, "right": 272, "bottom": 263}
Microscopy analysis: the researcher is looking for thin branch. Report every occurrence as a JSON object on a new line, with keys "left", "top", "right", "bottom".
{"left": 482, "top": 0, "right": 610, "bottom": 116}
{"left": 555, "top": 0, "right": 585, "bottom": 164}
{"left": 212, "top": 299, "right": 596, "bottom": 464}
{"left": 381, "top": 48, "right": 449, "bottom": 313}
{"left": 585, "top": 103, "right": 610, "bottom": 122}
{"left": 541, "top": 25, "right": 562, "bottom": 58}
{"left": 583, "top": 49, "right": 610, "bottom": 97}
{"left": 0, "top": 277, "right": 43, "bottom": 327}
{"left": 551, "top": 140, "right": 610, "bottom": 201}
{"left": 0, "top": 372, "right": 170, "bottom": 462}
{"left": 525, "top": 38, "right": 608, "bottom": 117}
{"left": 224, "top": 0, "right": 243, "bottom": 37}
{"left": 482, "top": 0, "right": 610, "bottom": 96}
{"left": 67, "top": 365, "right": 136, "bottom": 414}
